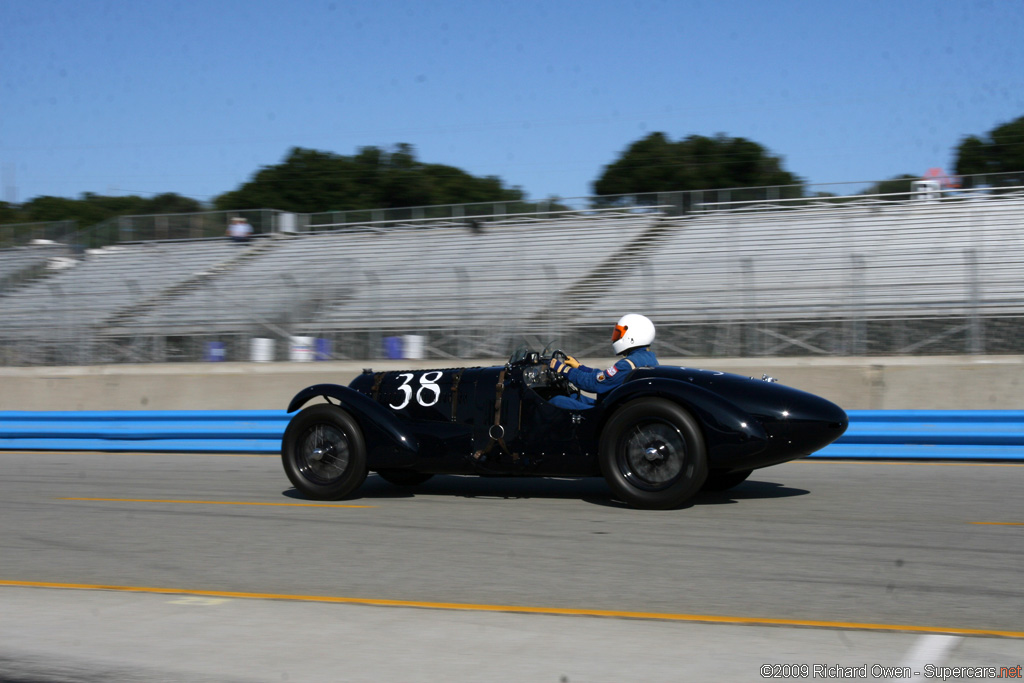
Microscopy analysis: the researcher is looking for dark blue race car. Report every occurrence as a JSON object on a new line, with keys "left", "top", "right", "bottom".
{"left": 281, "top": 347, "right": 848, "bottom": 509}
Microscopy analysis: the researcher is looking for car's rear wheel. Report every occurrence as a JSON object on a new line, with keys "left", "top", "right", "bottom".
{"left": 599, "top": 398, "right": 707, "bottom": 509}
{"left": 376, "top": 470, "right": 434, "bottom": 486}
{"left": 282, "top": 404, "right": 368, "bottom": 500}
{"left": 701, "top": 469, "right": 752, "bottom": 491}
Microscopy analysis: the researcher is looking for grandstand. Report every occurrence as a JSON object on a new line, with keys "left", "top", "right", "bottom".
{"left": 117, "top": 211, "right": 660, "bottom": 346}
{"left": 0, "top": 240, "right": 248, "bottom": 364}
{"left": 1, "top": 186, "right": 1023, "bottom": 365}
{"left": 569, "top": 193, "right": 1024, "bottom": 356}
{"left": 0, "top": 240, "right": 73, "bottom": 292}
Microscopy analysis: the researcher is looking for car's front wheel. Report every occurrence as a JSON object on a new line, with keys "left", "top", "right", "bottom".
{"left": 282, "top": 404, "right": 368, "bottom": 500}
{"left": 599, "top": 398, "right": 707, "bottom": 509}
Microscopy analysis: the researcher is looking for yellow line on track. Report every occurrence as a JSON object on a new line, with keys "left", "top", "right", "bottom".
{"left": 971, "top": 521, "right": 1024, "bottom": 526}
{"left": 1, "top": 579, "right": 1021, "bottom": 639}
{"left": 57, "top": 497, "right": 372, "bottom": 509}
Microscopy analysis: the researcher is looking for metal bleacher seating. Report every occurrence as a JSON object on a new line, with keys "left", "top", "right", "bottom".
{"left": 3, "top": 188, "right": 1024, "bottom": 363}
{"left": 0, "top": 242, "right": 71, "bottom": 289}
{"left": 122, "top": 212, "right": 660, "bottom": 338}
{"left": 0, "top": 239, "right": 242, "bottom": 336}
{"left": 573, "top": 194, "right": 1024, "bottom": 328}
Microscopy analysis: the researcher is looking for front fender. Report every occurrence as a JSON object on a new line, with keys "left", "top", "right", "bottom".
{"left": 597, "top": 377, "right": 768, "bottom": 467}
{"left": 287, "top": 383, "right": 418, "bottom": 468}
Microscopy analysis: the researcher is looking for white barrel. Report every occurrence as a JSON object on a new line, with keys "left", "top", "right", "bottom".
{"left": 289, "top": 336, "right": 314, "bottom": 362}
{"left": 250, "top": 338, "right": 275, "bottom": 362}
{"left": 403, "top": 334, "right": 425, "bottom": 360}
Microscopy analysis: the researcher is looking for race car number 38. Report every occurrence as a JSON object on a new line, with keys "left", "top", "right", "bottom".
{"left": 389, "top": 371, "right": 444, "bottom": 409}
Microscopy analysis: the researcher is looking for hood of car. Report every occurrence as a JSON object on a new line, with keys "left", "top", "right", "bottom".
{"left": 629, "top": 365, "right": 849, "bottom": 454}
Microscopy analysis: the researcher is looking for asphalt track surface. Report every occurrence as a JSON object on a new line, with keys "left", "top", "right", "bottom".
{"left": 1, "top": 451, "right": 1022, "bottom": 682}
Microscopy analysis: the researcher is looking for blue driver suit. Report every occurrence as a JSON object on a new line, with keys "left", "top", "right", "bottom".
{"left": 549, "top": 347, "right": 659, "bottom": 410}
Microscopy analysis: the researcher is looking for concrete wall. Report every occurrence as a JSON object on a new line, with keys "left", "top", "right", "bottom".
{"left": 2, "top": 355, "right": 1023, "bottom": 411}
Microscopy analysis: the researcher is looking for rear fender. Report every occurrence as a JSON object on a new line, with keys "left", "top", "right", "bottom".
{"left": 287, "top": 383, "right": 418, "bottom": 468}
{"left": 597, "top": 377, "right": 768, "bottom": 465}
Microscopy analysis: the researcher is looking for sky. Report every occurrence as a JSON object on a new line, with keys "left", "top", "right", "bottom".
{"left": 2, "top": 0, "right": 1023, "bottom": 206}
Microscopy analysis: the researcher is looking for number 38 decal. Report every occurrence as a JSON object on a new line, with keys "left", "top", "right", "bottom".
{"left": 389, "top": 371, "right": 444, "bottom": 410}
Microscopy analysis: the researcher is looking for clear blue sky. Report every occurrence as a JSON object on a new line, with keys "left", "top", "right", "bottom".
{"left": 2, "top": 0, "right": 1022, "bottom": 206}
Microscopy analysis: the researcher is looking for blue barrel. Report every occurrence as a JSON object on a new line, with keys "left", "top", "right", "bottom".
{"left": 383, "top": 336, "right": 403, "bottom": 359}
{"left": 314, "top": 337, "right": 332, "bottom": 361}
{"left": 205, "top": 341, "right": 226, "bottom": 362}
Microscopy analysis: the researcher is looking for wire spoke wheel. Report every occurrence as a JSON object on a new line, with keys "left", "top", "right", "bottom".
{"left": 600, "top": 398, "right": 707, "bottom": 509}
{"left": 297, "top": 423, "right": 351, "bottom": 484}
{"left": 282, "top": 404, "right": 368, "bottom": 500}
{"left": 619, "top": 420, "right": 688, "bottom": 491}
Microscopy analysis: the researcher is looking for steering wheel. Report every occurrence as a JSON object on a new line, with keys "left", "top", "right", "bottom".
{"left": 546, "top": 348, "right": 579, "bottom": 396}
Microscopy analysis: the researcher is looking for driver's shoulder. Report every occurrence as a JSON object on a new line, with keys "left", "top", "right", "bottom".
{"left": 621, "top": 349, "right": 658, "bottom": 369}
{"left": 606, "top": 357, "right": 637, "bottom": 376}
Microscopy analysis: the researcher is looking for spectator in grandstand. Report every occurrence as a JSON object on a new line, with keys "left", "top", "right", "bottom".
{"left": 227, "top": 216, "right": 253, "bottom": 243}
{"left": 548, "top": 313, "right": 659, "bottom": 410}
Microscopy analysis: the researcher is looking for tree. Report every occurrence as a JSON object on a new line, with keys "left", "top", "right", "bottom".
{"left": 0, "top": 201, "right": 22, "bottom": 224}
{"left": 864, "top": 174, "right": 919, "bottom": 200}
{"left": 14, "top": 192, "right": 201, "bottom": 226}
{"left": 214, "top": 144, "right": 524, "bottom": 213}
{"left": 592, "top": 132, "right": 803, "bottom": 206}
{"left": 954, "top": 115, "right": 1024, "bottom": 187}
{"left": 141, "top": 193, "right": 203, "bottom": 215}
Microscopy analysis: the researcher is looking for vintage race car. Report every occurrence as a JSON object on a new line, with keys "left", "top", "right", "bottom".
{"left": 281, "top": 347, "right": 848, "bottom": 509}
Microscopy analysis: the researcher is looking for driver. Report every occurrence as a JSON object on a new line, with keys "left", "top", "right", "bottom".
{"left": 548, "top": 313, "right": 659, "bottom": 410}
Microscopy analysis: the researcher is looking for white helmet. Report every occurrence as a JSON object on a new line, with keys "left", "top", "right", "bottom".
{"left": 611, "top": 313, "right": 655, "bottom": 355}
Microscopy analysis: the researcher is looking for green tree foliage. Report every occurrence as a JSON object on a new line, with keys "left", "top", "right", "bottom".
{"left": 143, "top": 193, "right": 206, "bottom": 215}
{"left": 592, "top": 132, "right": 803, "bottom": 204}
{"left": 4, "top": 192, "right": 202, "bottom": 226}
{"left": 214, "top": 144, "right": 524, "bottom": 213}
{"left": 954, "top": 115, "right": 1024, "bottom": 187}
{"left": 0, "top": 201, "right": 22, "bottom": 224}
{"left": 864, "top": 174, "right": 919, "bottom": 200}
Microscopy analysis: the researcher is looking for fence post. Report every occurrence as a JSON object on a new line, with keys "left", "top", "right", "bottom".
{"left": 741, "top": 257, "right": 758, "bottom": 355}
{"left": 848, "top": 254, "right": 866, "bottom": 355}
{"left": 542, "top": 264, "right": 559, "bottom": 344}
{"left": 365, "top": 271, "right": 381, "bottom": 359}
{"left": 456, "top": 266, "right": 470, "bottom": 358}
{"left": 966, "top": 248, "right": 983, "bottom": 354}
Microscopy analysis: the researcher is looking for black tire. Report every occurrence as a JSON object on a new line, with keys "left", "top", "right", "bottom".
{"left": 701, "top": 469, "right": 752, "bottom": 492}
{"left": 376, "top": 470, "right": 434, "bottom": 487}
{"left": 599, "top": 398, "right": 707, "bottom": 509}
{"left": 282, "top": 404, "right": 368, "bottom": 500}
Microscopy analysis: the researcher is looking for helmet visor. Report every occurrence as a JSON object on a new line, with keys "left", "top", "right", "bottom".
{"left": 612, "top": 324, "right": 628, "bottom": 342}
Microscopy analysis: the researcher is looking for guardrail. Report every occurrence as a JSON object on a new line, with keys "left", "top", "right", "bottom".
{"left": 1, "top": 410, "right": 1023, "bottom": 460}
{"left": 818, "top": 410, "right": 1024, "bottom": 460}
{"left": 0, "top": 410, "right": 289, "bottom": 453}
